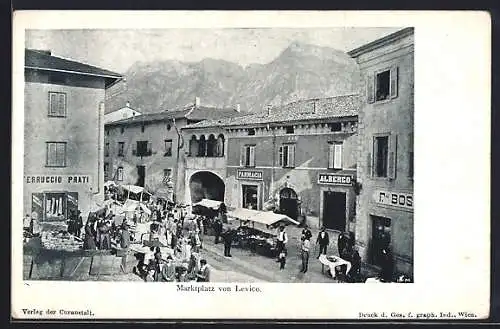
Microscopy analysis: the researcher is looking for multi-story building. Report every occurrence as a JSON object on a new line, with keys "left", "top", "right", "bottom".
{"left": 104, "top": 101, "right": 142, "bottom": 124}
{"left": 24, "top": 49, "right": 122, "bottom": 221}
{"left": 185, "top": 95, "right": 361, "bottom": 232}
{"left": 348, "top": 27, "right": 414, "bottom": 276}
{"left": 104, "top": 98, "right": 241, "bottom": 203}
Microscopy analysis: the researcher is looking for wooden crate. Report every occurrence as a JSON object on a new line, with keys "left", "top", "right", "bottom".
{"left": 62, "top": 256, "right": 92, "bottom": 279}
{"left": 90, "top": 255, "right": 122, "bottom": 276}
{"left": 121, "top": 254, "right": 139, "bottom": 274}
{"left": 31, "top": 259, "right": 63, "bottom": 279}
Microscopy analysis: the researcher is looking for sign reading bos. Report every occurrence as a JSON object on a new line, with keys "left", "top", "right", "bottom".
{"left": 374, "top": 190, "right": 413, "bottom": 210}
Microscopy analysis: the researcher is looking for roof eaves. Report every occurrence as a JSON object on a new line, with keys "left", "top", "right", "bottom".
{"left": 347, "top": 27, "right": 414, "bottom": 58}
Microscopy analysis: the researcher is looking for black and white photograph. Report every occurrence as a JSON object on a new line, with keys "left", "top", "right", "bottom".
{"left": 21, "top": 26, "right": 414, "bottom": 284}
{"left": 12, "top": 11, "right": 489, "bottom": 320}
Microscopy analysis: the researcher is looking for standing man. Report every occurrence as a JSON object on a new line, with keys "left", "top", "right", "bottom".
{"left": 337, "top": 231, "right": 349, "bottom": 258}
{"left": 316, "top": 226, "right": 330, "bottom": 258}
{"left": 119, "top": 222, "right": 131, "bottom": 250}
{"left": 214, "top": 218, "right": 223, "bottom": 244}
{"left": 222, "top": 226, "right": 235, "bottom": 257}
{"left": 276, "top": 226, "right": 288, "bottom": 260}
{"left": 301, "top": 224, "right": 312, "bottom": 241}
{"left": 161, "top": 256, "right": 176, "bottom": 282}
{"left": 300, "top": 236, "right": 311, "bottom": 273}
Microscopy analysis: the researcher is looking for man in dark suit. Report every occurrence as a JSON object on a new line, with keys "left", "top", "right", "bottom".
{"left": 316, "top": 226, "right": 330, "bottom": 258}
{"left": 337, "top": 231, "right": 349, "bottom": 257}
{"left": 214, "top": 218, "right": 223, "bottom": 244}
{"left": 222, "top": 227, "right": 235, "bottom": 257}
{"left": 301, "top": 225, "right": 312, "bottom": 241}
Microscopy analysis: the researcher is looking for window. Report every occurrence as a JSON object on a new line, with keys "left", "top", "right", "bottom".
{"left": 163, "top": 169, "right": 172, "bottom": 185}
{"left": 240, "top": 145, "right": 256, "bottom": 167}
{"left": 367, "top": 66, "right": 399, "bottom": 103}
{"left": 409, "top": 132, "right": 414, "bottom": 179}
{"left": 164, "top": 139, "right": 173, "bottom": 157}
{"left": 118, "top": 142, "right": 125, "bottom": 157}
{"left": 328, "top": 142, "right": 343, "bottom": 169}
{"left": 105, "top": 142, "right": 110, "bottom": 157}
{"left": 48, "top": 92, "right": 66, "bottom": 117}
{"left": 285, "top": 126, "right": 295, "bottom": 134}
{"left": 248, "top": 128, "right": 255, "bottom": 136}
{"left": 374, "top": 136, "right": 389, "bottom": 177}
{"left": 106, "top": 130, "right": 110, "bottom": 136}
{"left": 371, "top": 134, "right": 397, "bottom": 179}
{"left": 120, "top": 127, "right": 124, "bottom": 134}
{"left": 117, "top": 167, "right": 124, "bottom": 181}
{"left": 376, "top": 70, "right": 390, "bottom": 101}
{"left": 141, "top": 124, "right": 145, "bottom": 133}
{"left": 330, "top": 122, "right": 342, "bottom": 132}
{"left": 216, "top": 134, "right": 225, "bottom": 157}
{"left": 46, "top": 142, "right": 66, "bottom": 167}
{"left": 279, "top": 144, "right": 296, "bottom": 168}
{"left": 135, "top": 141, "right": 151, "bottom": 157}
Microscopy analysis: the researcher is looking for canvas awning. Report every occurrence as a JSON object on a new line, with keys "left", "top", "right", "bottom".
{"left": 193, "top": 199, "right": 223, "bottom": 210}
{"left": 122, "top": 185, "right": 150, "bottom": 195}
{"left": 121, "top": 199, "right": 152, "bottom": 215}
{"left": 104, "top": 181, "right": 117, "bottom": 188}
{"left": 228, "top": 208, "right": 299, "bottom": 226}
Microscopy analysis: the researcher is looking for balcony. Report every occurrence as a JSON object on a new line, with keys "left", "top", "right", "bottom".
{"left": 186, "top": 156, "right": 226, "bottom": 170}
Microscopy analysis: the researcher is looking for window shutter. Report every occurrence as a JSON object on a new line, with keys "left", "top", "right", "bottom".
{"left": 49, "top": 93, "right": 57, "bottom": 115}
{"left": 31, "top": 193, "right": 45, "bottom": 221}
{"left": 334, "top": 143, "right": 343, "bottom": 169}
{"left": 289, "top": 145, "right": 295, "bottom": 167}
{"left": 328, "top": 144, "right": 334, "bottom": 168}
{"left": 390, "top": 66, "right": 399, "bottom": 99}
{"left": 250, "top": 146, "right": 255, "bottom": 167}
{"left": 367, "top": 152, "right": 372, "bottom": 177}
{"left": 367, "top": 73, "right": 375, "bottom": 104}
{"left": 147, "top": 142, "right": 152, "bottom": 154}
{"left": 408, "top": 132, "right": 414, "bottom": 178}
{"left": 279, "top": 146, "right": 283, "bottom": 167}
{"left": 388, "top": 134, "right": 398, "bottom": 179}
{"left": 58, "top": 94, "right": 65, "bottom": 114}
{"left": 240, "top": 146, "right": 245, "bottom": 166}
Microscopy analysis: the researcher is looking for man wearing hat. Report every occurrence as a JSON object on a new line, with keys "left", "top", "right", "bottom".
{"left": 119, "top": 221, "right": 131, "bottom": 249}
{"left": 316, "top": 227, "right": 330, "bottom": 259}
{"left": 196, "top": 259, "right": 210, "bottom": 282}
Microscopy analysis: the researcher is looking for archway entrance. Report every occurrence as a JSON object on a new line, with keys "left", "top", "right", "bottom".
{"left": 189, "top": 171, "right": 225, "bottom": 203}
{"left": 279, "top": 188, "right": 299, "bottom": 220}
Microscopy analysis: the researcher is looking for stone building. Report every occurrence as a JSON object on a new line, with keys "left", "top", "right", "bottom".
{"left": 24, "top": 49, "right": 122, "bottom": 220}
{"left": 348, "top": 27, "right": 414, "bottom": 276}
{"left": 186, "top": 95, "right": 361, "bottom": 231}
{"left": 104, "top": 101, "right": 142, "bottom": 124}
{"left": 104, "top": 98, "right": 241, "bottom": 202}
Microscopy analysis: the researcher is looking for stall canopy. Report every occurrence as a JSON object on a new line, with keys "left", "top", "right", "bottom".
{"left": 104, "top": 181, "right": 117, "bottom": 188}
{"left": 121, "top": 184, "right": 152, "bottom": 202}
{"left": 121, "top": 199, "right": 152, "bottom": 215}
{"left": 193, "top": 199, "right": 223, "bottom": 210}
{"left": 228, "top": 208, "right": 299, "bottom": 226}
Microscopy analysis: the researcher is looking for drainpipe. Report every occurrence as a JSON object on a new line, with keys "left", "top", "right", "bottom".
{"left": 94, "top": 101, "right": 105, "bottom": 198}
{"left": 173, "top": 118, "right": 184, "bottom": 203}
{"left": 270, "top": 124, "right": 275, "bottom": 207}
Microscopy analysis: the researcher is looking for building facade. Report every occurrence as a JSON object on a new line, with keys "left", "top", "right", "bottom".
{"left": 24, "top": 49, "right": 122, "bottom": 221}
{"left": 187, "top": 95, "right": 361, "bottom": 231}
{"left": 104, "top": 101, "right": 142, "bottom": 124}
{"left": 104, "top": 99, "right": 241, "bottom": 203}
{"left": 348, "top": 28, "right": 414, "bottom": 276}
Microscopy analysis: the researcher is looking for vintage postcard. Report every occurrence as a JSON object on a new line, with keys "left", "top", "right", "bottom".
{"left": 12, "top": 11, "right": 490, "bottom": 320}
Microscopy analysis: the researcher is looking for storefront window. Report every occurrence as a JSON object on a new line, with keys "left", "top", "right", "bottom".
{"left": 242, "top": 185, "right": 258, "bottom": 210}
{"left": 44, "top": 192, "right": 67, "bottom": 221}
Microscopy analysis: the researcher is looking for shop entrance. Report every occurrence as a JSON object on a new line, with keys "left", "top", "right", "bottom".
{"left": 322, "top": 191, "right": 346, "bottom": 231}
{"left": 242, "top": 185, "right": 258, "bottom": 210}
{"left": 189, "top": 171, "right": 225, "bottom": 203}
{"left": 371, "top": 215, "right": 391, "bottom": 266}
{"left": 136, "top": 165, "right": 146, "bottom": 187}
{"left": 279, "top": 188, "right": 298, "bottom": 220}
{"left": 32, "top": 191, "right": 78, "bottom": 221}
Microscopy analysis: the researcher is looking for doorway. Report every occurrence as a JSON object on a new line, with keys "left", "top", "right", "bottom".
{"left": 370, "top": 215, "right": 391, "bottom": 266}
{"left": 279, "top": 188, "right": 298, "bottom": 220}
{"left": 136, "top": 165, "right": 146, "bottom": 187}
{"left": 242, "top": 185, "right": 258, "bottom": 210}
{"left": 322, "top": 191, "right": 347, "bottom": 231}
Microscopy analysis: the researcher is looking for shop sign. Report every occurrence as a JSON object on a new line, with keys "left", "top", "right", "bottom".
{"left": 318, "top": 173, "right": 353, "bottom": 186}
{"left": 25, "top": 174, "right": 92, "bottom": 185}
{"left": 374, "top": 190, "right": 413, "bottom": 210}
{"left": 237, "top": 170, "right": 263, "bottom": 181}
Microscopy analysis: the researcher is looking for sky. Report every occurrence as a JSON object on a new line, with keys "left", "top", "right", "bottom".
{"left": 25, "top": 27, "right": 402, "bottom": 73}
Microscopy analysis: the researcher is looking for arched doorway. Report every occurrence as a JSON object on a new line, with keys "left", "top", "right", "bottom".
{"left": 189, "top": 171, "right": 225, "bottom": 203}
{"left": 279, "top": 188, "right": 299, "bottom": 220}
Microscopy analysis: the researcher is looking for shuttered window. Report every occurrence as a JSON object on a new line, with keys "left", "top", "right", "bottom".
{"left": 46, "top": 142, "right": 66, "bottom": 167}
{"left": 48, "top": 92, "right": 67, "bottom": 117}
{"left": 241, "top": 145, "right": 256, "bottom": 167}
{"left": 328, "top": 143, "right": 343, "bottom": 169}
{"left": 279, "top": 144, "right": 296, "bottom": 168}
{"left": 373, "top": 134, "right": 397, "bottom": 179}
{"left": 369, "top": 66, "right": 399, "bottom": 103}
{"left": 117, "top": 167, "right": 124, "bottom": 181}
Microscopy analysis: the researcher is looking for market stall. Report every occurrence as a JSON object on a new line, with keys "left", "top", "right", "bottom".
{"left": 227, "top": 208, "right": 299, "bottom": 257}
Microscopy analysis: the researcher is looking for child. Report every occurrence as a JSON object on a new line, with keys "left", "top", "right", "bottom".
{"left": 278, "top": 248, "right": 287, "bottom": 270}
{"left": 145, "top": 266, "right": 156, "bottom": 282}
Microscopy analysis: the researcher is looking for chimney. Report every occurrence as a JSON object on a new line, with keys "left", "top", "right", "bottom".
{"left": 126, "top": 101, "right": 130, "bottom": 108}
{"left": 235, "top": 104, "right": 241, "bottom": 112}
{"left": 267, "top": 104, "right": 272, "bottom": 116}
{"left": 195, "top": 97, "right": 201, "bottom": 108}
{"left": 32, "top": 49, "right": 52, "bottom": 56}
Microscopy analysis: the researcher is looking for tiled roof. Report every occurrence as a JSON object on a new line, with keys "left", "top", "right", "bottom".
{"left": 25, "top": 49, "right": 123, "bottom": 80}
{"left": 183, "top": 94, "right": 361, "bottom": 129}
{"left": 106, "top": 105, "right": 242, "bottom": 126}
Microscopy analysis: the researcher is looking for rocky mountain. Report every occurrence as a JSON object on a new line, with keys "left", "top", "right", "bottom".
{"left": 105, "top": 41, "right": 362, "bottom": 114}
